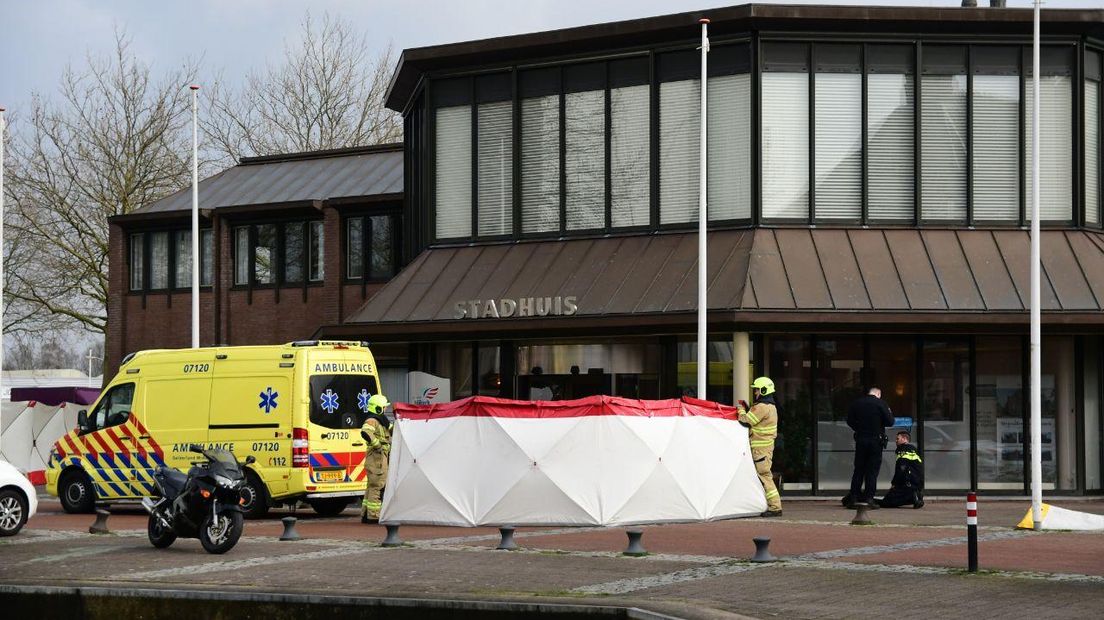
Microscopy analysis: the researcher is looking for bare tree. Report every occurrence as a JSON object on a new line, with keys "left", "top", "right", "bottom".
{"left": 203, "top": 12, "right": 401, "bottom": 167}
{"left": 2, "top": 31, "right": 198, "bottom": 337}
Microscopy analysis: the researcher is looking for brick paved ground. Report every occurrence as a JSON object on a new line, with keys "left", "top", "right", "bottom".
{"left": 2, "top": 498, "right": 1102, "bottom": 619}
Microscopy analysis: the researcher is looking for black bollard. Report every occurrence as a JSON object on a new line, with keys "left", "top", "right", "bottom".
{"left": 279, "top": 516, "right": 301, "bottom": 541}
{"left": 623, "top": 529, "right": 646, "bottom": 557}
{"left": 89, "top": 508, "right": 110, "bottom": 535}
{"left": 750, "top": 536, "right": 777, "bottom": 562}
{"left": 381, "top": 522, "right": 403, "bottom": 547}
{"left": 967, "top": 491, "right": 978, "bottom": 573}
{"left": 497, "top": 526, "right": 518, "bottom": 551}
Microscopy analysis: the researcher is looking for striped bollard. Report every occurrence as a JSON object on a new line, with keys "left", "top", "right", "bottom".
{"left": 966, "top": 491, "right": 978, "bottom": 573}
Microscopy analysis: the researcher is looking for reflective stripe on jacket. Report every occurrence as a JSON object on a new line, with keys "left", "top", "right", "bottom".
{"left": 360, "top": 418, "right": 392, "bottom": 454}
{"left": 739, "top": 401, "right": 778, "bottom": 449}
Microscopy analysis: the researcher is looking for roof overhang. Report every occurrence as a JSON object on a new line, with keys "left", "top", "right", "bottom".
{"left": 334, "top": 228, "right": 1104, "bottom": 342}
{"left": 386, "top": 3, "right": 1104, "bottom": 111}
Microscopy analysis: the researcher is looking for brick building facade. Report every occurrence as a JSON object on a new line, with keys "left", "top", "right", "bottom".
{"left": 105, "top": 144, "right": 404, "bottom": 377}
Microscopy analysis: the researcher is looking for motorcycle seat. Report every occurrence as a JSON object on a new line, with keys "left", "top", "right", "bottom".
{"left": 157, "top": 466, "right": 188, "bottom": 497}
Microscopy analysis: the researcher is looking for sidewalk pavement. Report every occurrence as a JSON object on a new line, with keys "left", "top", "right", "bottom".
{"left": 3, "top": 498, "right": 1102, "bottom": 619}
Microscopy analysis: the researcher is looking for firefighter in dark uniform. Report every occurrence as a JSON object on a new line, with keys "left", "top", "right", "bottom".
{"left": 360, "top": 393, "right": 392, "bottom": 524}
{"left": 877, "top": 431, "right": 924, "bottom": 508}
{"left": 845, "top": 387, "right": 894, "bottom": 508}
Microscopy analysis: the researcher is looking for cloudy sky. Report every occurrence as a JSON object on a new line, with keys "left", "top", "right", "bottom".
{"left": 2, "top": 0, "right": 1101, "bottom": 108}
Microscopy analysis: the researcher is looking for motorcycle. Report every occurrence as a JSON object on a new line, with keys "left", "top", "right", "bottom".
{"left": 142, "top": 444, "right": 251, "bottom": 554}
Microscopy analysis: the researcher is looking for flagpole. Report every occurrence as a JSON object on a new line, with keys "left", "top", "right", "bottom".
{"left": 1, "top": 106, "right": 6, "bottom": 409}
{"left": 1030, "top": 0, "right": 1043, "bottom": 529}
{"left": 697, "top": 18, "right": 709, "bottom": 400}
{"left": 190, "top": 85, "right": 200, "bottom": 349}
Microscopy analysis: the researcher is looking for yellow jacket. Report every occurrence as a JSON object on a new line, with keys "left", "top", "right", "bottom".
{"left": 360, "top": 417, "right": 392, "bottom": 454}
{"left": 738, "top": 399, "right": 778, "bottom": 450}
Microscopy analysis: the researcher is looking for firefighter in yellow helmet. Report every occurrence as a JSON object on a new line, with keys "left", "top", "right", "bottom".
{"left": 738, "top": 376, "right": 782, "bottom": 517}
{"left": 360, "top": 393, "right": 392, "bottom": 524}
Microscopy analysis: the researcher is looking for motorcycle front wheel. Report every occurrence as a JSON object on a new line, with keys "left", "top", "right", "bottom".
{"left": 147, "top": 512, "right": 176, "bottom": 549}
{"left": 199, "top": 511, "right": 244, "bottom": 554}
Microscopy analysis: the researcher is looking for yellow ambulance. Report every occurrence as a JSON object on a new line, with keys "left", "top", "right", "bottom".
{"left": 45, "top": 341, "right": 383, "bottom": 518}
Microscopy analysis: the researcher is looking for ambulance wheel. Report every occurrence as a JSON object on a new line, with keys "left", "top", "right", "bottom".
{"left": 308, "top": 498, "right": 351, "bottom": 517}
{"left": 59, "top": 471, "right": 96, "bottom": 514}
{"left": 147, "top": 513, "right": 176, "bottom": 548}
{"left": 239, "top": 471, "right": 269, "bottom": 519}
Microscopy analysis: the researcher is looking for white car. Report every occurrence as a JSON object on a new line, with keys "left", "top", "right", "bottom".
{"left": 0, "top": 460, "right": 38, "bottom": 536}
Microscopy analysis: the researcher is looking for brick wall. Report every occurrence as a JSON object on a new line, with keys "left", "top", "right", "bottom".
{"left": 105, "top": 202, "right": 401, "bottom": 379}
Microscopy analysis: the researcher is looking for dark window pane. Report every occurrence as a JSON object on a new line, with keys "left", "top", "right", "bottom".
{"left": 175, "top": 230, "right": 192, "bottom": 289}
{"left": 976, "top": 336, "right": 1024, "bottom": 489}
{"left": 369, "top": 215, "right": 394, "bottom": 279}
{"left": 768, "top": 335, "right": 813, "bottom": 485}
{"left": 309, "top": 374, "right": 381, "bottom": 430}
{"left": 347, "top": 218, "right": 364, "bottom": 278}
{"left": 815, "top": 338, "right": 866, "bottom": 490}
{"left": 255, "top": 224, "right": 276, "bottom": 284}
{"left": 149, "top": 231, "right": 169, "bottom": 289}
{"left": 309, "top": 221, "right": 324, "bottom": 281}
{"left": 922, "top": 339, "right": 971, "bottom": 488}
{"left": 284, "top": 222, "right": 305, "bottom": 283}
{"left": 129, "top": 233, "right": 144, "bottom": 291}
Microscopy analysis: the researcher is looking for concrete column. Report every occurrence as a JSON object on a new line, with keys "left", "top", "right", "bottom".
{"left": 734, "top": 332, "right": 751, "bottom": 405}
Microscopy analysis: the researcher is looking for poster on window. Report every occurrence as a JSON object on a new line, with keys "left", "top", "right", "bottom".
{"left": 997, "top": 417, "right": 1054, "bottom": 470}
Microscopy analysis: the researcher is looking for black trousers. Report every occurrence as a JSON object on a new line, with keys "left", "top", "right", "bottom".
{"left": 878, "top": 486, "right": 918, "bottom": 508}
{"left": 850, "top": 436, "right": 883, "bottom": 504}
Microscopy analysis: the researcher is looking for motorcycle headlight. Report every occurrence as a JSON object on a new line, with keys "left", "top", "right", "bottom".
{"left": 214, "top": 474, "right": 241, "bottom": 488}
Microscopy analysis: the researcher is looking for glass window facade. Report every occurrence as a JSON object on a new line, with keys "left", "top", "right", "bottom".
{"left": 230, "top": 221, "right": 323, "bottom": 287}
{"left": 129, "top": 233, "right": 144, "bottom": 291}
{"left": 866, "top": 46, "right": 915, "bottom": 222}
{"left": 423, "top": 40, "right": 1090, "bottom": 237}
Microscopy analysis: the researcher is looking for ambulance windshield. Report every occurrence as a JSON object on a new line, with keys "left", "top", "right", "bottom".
{"left": 309, "top": 374, "right": 381, "bottom": 430}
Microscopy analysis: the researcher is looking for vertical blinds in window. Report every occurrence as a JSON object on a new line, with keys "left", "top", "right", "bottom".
{"left": 659, "top": 80, "right": 698, "bottom": 225}
{"left": 150, "top": 231, "right": 169, "bottom": 289}
{"left": 1025, "top": 77, "right": 1073, "bottom": 222}
{"left": 921, "top": 74, "right": 968, "bottom": 221}
{"left": 435, "top": 105, "right": 472, "bottom": 239}
{"left": 867, "top": 74, "right": 915, "bottom": 221}
{"left": 972, "top": 75, "right": 1020, "bottom": 222}
{"left": 762, "top": 73, "right": 809, "bottom": 220}
{"left": 200, "top": 229, "right": 213, "bottom": 287}
{"left": 477, "top": 101, "right": 513, "bottom": 236}
{"left": 565, "top": 90, "right": 605, "bottom": 230}
{"left": 130, "top": 234, "right": 144, "bottom": 291}
{"left": 1087, "top": 79, "right": 1101, "bottom": 226}
{"left": 175, "top": 230, "right": 192, "bottom": 288}
{"left": 521, "top": 95, "right": 561, "bottom": 234}
{"left": 234, "top": 227, "right": 249, "bottom": 285}
{"left": 610, "top": 84, "right": 650, "bottom": 228}
{"left": 814, "top": 73, "right": 862, "bottom": 220}
{"left": 709, "top": 73, "right": 751, "bottom": 221}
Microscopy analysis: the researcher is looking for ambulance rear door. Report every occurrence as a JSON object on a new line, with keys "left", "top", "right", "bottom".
{"left": 305, "top": 371, "right": 380, "bottom": 488}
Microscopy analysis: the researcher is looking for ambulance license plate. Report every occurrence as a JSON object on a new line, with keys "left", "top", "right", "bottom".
{"left": 315, "top": 469, "right": 345, "bottom": 482}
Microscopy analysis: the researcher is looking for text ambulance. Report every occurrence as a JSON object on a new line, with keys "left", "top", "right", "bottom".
{"left": 45, "top": 341, "right": 384, "bottom": 518}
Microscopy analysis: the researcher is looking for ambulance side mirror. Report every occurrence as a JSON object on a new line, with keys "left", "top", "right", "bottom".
{"left": 77, "top": 410, "right": 88, "bottom": 430}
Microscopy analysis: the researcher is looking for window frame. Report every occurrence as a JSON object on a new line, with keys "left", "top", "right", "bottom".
{"left": 422, "top": 34, "right": 1089, "bottom": 241}
{"left": 343, "top": 210, "right": 402, "bottom": 283}
{"left": 230, "top": 218, "right": 325, "bottom": 291}
{"left": 127, "top": 225, "right": 214, "bottom": 295}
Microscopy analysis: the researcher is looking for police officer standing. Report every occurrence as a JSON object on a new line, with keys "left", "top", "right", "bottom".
{"left": 846, "top": 387, "right": 894, "bottom": 508}
{"left": 738, "top": 377, "right": 782, "bottom": 517}
{"left": 360, "top": 393, "right": 392, "bottom": 524}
